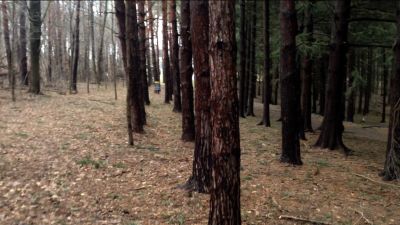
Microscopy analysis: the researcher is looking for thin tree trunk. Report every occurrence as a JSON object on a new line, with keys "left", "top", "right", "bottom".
{"left": 315, "top": 0, "right": 351, "bottom": 153}
{"left": 29, "top": 0, "right": 41, "bottom": 94}
{"left": 301, "top": 0, "right": 314, "bottom": 132}
{"left": 238, "top": 0, "right": 247, "bottom": 118}
{"left": 148, "top": 0, "right": 160, "bottom": 82}
{"left": 246, "top": 0, "right": 257, "bottom": 117}
{"left": 2, "top": 0, "right": 15, "bottom": 101}
{"left": 111, "top": 6, "right": 117, "bottom": 100}
{"left": 259, "top": 0, "right": 271, "bottom": 127}
{"left": 70, "top": 0, "right": 80, "bottom": 94}
{"left": 97, "top": 0, "right": 108, "bottom": 85}
{"left": 346, "top": 49, "right": 356, "bottom": 122}
{"left": 381, "top": 48, "right": 388, "bottom": 123}
{"left": 280, "top": 0, "right": 302, "bottom": 165}
{"left": 162, "top": 0, "right": 172, "bottom": 104}
{"left": 19, "top": 0, "right": 28, "bottom": 86}
{"left": 180, "top": 0, "right": 195, "bottom": 142}
{"left": 186, "top": 0, "right": 212, "bottom": 194}
{"left": 170, "top": 0, "right": 181, "bottom": 112}
{"left": 363, "top": 47, "right": 373, "bottom": 116}
{"left": 89, "top": 0, "right": 96, "bottom": 89}
{"left": 208, "top": 1, "right": 241, "bottom": 224}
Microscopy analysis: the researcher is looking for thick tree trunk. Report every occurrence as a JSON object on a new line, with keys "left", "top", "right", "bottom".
{"left": 238, "top": 0, "right": 247, "bottom": 118}
{"left": 126, "top": 0, "right": 144, "bottom": 133}
{"left": 180, "top": 0, "right": 195, "bottom": 142}
{"left": 381, "top": 48, "right": 388, "bottom": 123}
{"left": 301, "top": 1, "right": 314, "bottom": 132}
{"left": 315, "top": 0, "right": 351, "bottom": 153}
{"left": 97, "top": 0, "right": 108, "bottom": 85}
{"left": 162, "top": 0, "right": 172, "bottom": 104}
{"left": 70, "top": 0, "right": 80, "bottom": 94}
{"left": 115, "top": 0, "right": 133, "bottom": 145}
{"left": 280, "top": 0, "right": 302, "bottom": 165}
{"left": 208, "top": 1, "right": 241, "bottom": 224}
{"left": 186, "top": 0, "right": 212, "bottom": 193}
{"left": 381, "top": 1, "right": 400, "bottom": 181}
{"left": 19, "top": 0, "right": 28, "bottom": 86}
{"left": 170, "top": 0, "right": 182, "bottom": 112}
{"left": 29, "top": 0, "right": 41, "bottom": 94}
{"left": 346, "top": 49, "right": 356, "bottom": 122}
{"left": 138, "top": 1, "right": 150, "bottom": 105}
{"left": 259, "top": 0, "right": 271, "bottom": 127}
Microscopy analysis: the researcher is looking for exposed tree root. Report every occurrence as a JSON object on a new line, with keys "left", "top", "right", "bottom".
{"left": 354, "top": 173, "right": 400, "bottom": 189}
{"left": 278, "top": 215, "right": 332, "bottom": 225}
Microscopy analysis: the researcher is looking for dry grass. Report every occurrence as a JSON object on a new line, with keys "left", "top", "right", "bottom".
{"left": 0, "top": 84, "right": 399, "bottom": 225}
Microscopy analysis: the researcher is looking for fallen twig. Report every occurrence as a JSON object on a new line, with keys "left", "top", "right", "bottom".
{"left": 353, "top": 173, "right": 400, "bottom": 189}
{"left": 278, "top": 215, "right": 332, "bottom": 225}
{"left": 353, "top": 209, "right": 373, "bottom": 225}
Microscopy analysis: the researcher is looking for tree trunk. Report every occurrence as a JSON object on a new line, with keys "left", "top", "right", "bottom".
{"left": 319, "top": 56, "right": 327, "bottom": 115}
{"left": 208, "top": 1, "right": 241, "bottom": 224}
{"left": 29, "top": 0, "right": 41, "bottom": 94}
{"left": 70, "top": 0, "right": 80, "bottom": 94}
{"left": 381, "top": 1, "right": 400, "bottom": 181}
{"left": 363, "top": 47, "right": 373, "bottom": 116}
{"left": 115, "top": 0, "right": 133, "bottom": 145}
{"left": 180, "top": 0, "right": 195, "bottom": 142}
{"left": 89, "top": 0, "right": 96, "bottom": 88}
{"left": 346, "top": 49, "right": 356, "bottom": 122}
{"left": 148, "top": 0, "right": 160, "bottom": 82}
{"left": 126, "top": 0, "right": 144, "bottom": 133}
{"left": 138, "top": 1, "right": 150, "bottom": 105}
{"left": 381, "top": 48, "right": 388, "bottom": 123}
{"left": 186, "top": 0, "right": 212, "bottom": 194}
{"left": 2, "top": 0, "right": 15, "bottom": 101}
{"left": 162, "top": 0, "right": 172, "bottom": 104}
{"left": 97, "top": 0, "right": 108, "bottom": 85}
{"left": 238, "top": 0, "right": 247, "bottom": 118}
{"left": 246, "top": 0, "right": 257, "bottom": 117}
{"left": 111, "top": 6, "right": 117, "bottom": 100}
{"left": 169, "top": 0, "right": 182, "bottom": 112}
{"left": 259, "top": 0, "right": 271, "bottom": 127}
{"left": 301, "top": 1, "right": 314, "bottom": 132}
{"left": 279, "top": 0, "right": 302, "bottom": 165}
{"left": 315, "top": 0, "right": 351, "bottom": 153}
{"left": 19, "top": 0, "right": 28, "bottom": 86}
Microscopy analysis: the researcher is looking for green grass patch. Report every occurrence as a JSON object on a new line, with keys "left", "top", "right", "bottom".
{"left": 14, "top": 131, "right": 29, "bottom": 138}
{"left": 76, "top": 156, "right": 105, "bottom": 169}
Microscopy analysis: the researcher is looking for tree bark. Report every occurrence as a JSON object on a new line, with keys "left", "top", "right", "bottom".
{"left": 29, "top": 0, "right": 41, "bottom": 94}
{"left": 148, "top": 0, "right": 160, "bottom": 82}
{"left": 346, "top": 49, "right": 356, "bottom": 122}
{"left": 315, "top": 0, "right": 351, "bottom": 154}
{"left": 381, "top": 1, "right": 400, "bottom": 181}
{"left": 180, "top": 0, "right": 195, "bottom": 142}
{"left": 70, "top": 0, "right": 80, "bottom": 94}
{"left": 363, "top": 47, "right": 373, "bottom": 116}
{"left": 301, "top": 1, "right": 314, "bottom": 132}
{"left": 89, "top": 0, "right": 96, "bottom": 87}
{"left": 2, "top": 0, "right": 15, "bottom": 101}
{"left": 208, "top": 1, "right": 241, "bottom": 224}
{"left": 162, "top": 0, "right": 172, "bottom": 104}
{"left": 170, "top": 0, "right": 182, "bottom": 112}
{"left": 19, "top": 0, "right": 28, "bottom": 86}
{"left": 280, "top": 0, "right": 302, "bottom": 165}
{"left": 259, "top": 0, "right": 271, "bottom": 127}
{"left": 97, "top": 0, "right": 108, "bottom": 85}
{"left": 246, "top": 0, "right": 257, "bottom": 117}
{"left": 138, "top": 1, "right": 150, "bottom": 105}
{"left": 186, "top": 0, "right": 212, "bottom": 194}
{"left": 319, "top": 56, "right": 327, "bottom": 115}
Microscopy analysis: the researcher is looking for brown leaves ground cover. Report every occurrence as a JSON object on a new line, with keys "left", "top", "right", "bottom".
{"left": 0, "top": 85, "right": 399, "bottom": 225}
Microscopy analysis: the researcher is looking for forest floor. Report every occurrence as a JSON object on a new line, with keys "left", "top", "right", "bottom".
{"left": 0, "top": 84, "right": 399, "bottom": 225}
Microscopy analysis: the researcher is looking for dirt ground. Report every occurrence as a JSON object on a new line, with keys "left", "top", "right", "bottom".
{"left": 0, "top": 85, "right": 399, "bottom": 225}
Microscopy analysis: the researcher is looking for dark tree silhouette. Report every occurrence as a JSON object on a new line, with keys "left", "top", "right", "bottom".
{"left": 29, "top": 0, "right": 41, "bottom": 94}
{"left": 162, "top": 0, "right": 172, "bottom": 104}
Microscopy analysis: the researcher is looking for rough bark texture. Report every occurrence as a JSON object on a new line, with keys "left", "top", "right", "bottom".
{"left": 70, "top": 0, "right": 80, "bottom": 94}
{"left": 208, "top": 1, "right": 241, "bottom": 224}
{"left": 259, "top": 0, "right": 271, "bottom": 127}
{"left": 115, "top": 0, "right": 133, "bottom": 145}
{"left": 180, "top": 0, "right": 195, "bottom": 142}
{"left": 346, "top": 49, "right": 356, "bottom": 122}
{"left": 301, "top": 1, "right": 314, "bottom": 132}
{"left": 19, "top": 0, "right": 28, "bottom": 86}
{"left": 29, "top": 0, "right": 41, "bottom": 94}
{"left": 162, "top": 0, "right": 172, "bottom": 104}
{"left": 315, "top": 0, "right": 351, "bottom": 153}
{"left": 238, "top": 0, "right": 247, "bottom": 118}
{"left": 187, "top": 0, "right": 212, "bottom": 194}
{"left": 170, "top": 0, "right": 182, "bottom": 112}
{"left": 280, "top": 0, "right": 302, "bottom": 165}
{"left": 382, "top": 2, "right": 400, "bottom": 181}
{"left": 138, "top": 1, "right": 150, "bottom": 105}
